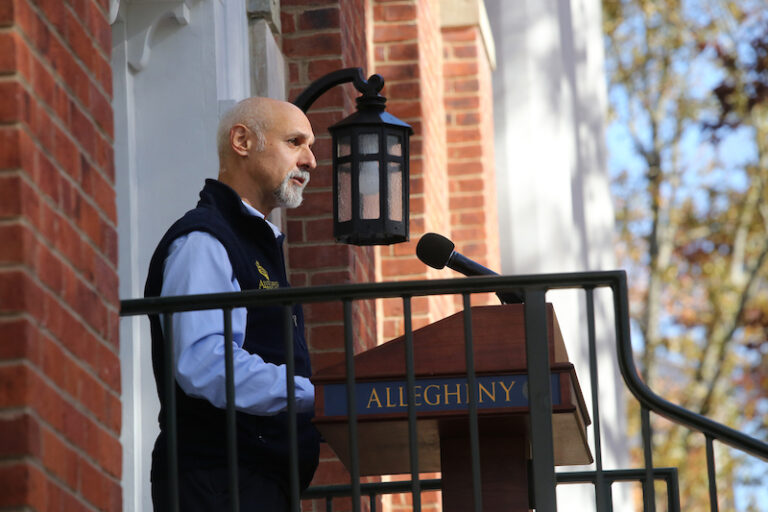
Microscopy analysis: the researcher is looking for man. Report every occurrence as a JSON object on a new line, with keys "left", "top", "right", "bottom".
{"left": 144, "top": 97, "right": 321, "bottom": 510}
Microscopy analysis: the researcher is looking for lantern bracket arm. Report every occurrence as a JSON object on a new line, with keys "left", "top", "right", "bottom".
{"left": 292, "top": 67, "right": 385, "bottom": 113}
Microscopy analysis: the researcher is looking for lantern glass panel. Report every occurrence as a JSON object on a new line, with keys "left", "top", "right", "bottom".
{"left": 387, "top": 135, "right": 402, "bottom": 156}
{"left": 359, "top": 133, "right": 379, "bottom": 155}
{"left": 337, "top": 136, "right": 351, "bottom": 157}
{"left": 387, "top": 161, "right": 403, "bottom": 222}
{"left": 359, "top": 160, "right": 380, "bottom": 219}
{"left": 337, "top": 162, "right": 352, "bottom": 222}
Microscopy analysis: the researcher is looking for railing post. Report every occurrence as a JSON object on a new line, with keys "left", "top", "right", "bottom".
{"left": 641, "top": 406, "right": 656, "bottom": 512}
{"left": 586, "top": 288, "right": 610, "bottom": 511}
{"left": 462, "top": 294, "right": 483, "bottom": 512}
{"left": 342, "top": 299, "right": 362, "bottom": 511}
{"left": 402, "top": 296, "right": 421, "bottom": 511}
{"left": 222, "top": 308, "right": 239, "bottom": 512}
{"left": 706, "top": 435, "right": 719, "bottom": 512}
{"left": 162, "top": 313, "right": 180, "bottom": 512}
{"left": 667, "top": 467, "right": 681, "bottom": 512}
{"left": 523, "top": 288, "right": 557, "bottom": 512}
{"left": 284, "top": 304, "right": 300, "bottom": 512}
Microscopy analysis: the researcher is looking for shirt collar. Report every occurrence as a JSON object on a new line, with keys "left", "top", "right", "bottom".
{"left": 240, "top": 200, "right": 283, "bottom": 238}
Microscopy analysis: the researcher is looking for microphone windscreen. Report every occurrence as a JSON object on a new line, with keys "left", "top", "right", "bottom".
{"left": 416, "top": 232, "right": 455, "bottom": 269}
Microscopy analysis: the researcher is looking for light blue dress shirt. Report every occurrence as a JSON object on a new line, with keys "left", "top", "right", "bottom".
{"left": 161, "top": 201, "right": 314, "bottom": 415}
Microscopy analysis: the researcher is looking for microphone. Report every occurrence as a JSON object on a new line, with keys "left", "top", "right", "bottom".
{"left": 415, "top": 233, "right": 523, "bottom": 303}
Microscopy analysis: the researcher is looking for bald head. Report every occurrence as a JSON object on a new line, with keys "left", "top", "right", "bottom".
{"left": 216, "top": 97, "right": 317, "bottom": 214}
{"left": 218, "top": 97, "right": 274, "bottom": 159}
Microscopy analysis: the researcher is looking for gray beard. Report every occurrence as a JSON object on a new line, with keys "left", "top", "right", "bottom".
{"left": 275, "top": 169, "right": 310, "bottom": 208}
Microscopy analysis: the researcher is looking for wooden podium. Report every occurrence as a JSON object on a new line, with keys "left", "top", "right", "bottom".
{"left": 312, "top": 304, "right": 592, "bottom": 511}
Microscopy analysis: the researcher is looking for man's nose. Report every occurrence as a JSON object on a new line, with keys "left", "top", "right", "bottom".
{"left": 299, "top": 146, "right": 316, "bottom": 171}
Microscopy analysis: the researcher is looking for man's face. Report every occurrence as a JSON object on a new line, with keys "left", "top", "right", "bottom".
{"left": 246, "top": 103, "right": 316, "bottom": 212}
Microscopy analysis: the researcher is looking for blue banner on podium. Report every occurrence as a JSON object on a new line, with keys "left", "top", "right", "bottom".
{"left": 322, "top": 374, "right": 561, "bottom": 416}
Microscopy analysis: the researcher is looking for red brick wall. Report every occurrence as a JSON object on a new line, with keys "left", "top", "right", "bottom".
{"left": 443, "top": 25, "right": 500, "bottom": 307}
{"left": 0, "top": 0, "right": 120, "bottom": 511}
{"left": 282, "top": 0, "right": 376, "bottom": 373}
{"left": 373, "top": 1, "right": 447, "bottom": 510}
{"left": 281, "top": 1, "right": 378, "bottom": 510}
{"left": 375, "top": 0, "right": 454, "bottom": 349}
{"left": 281, "top": 2, "right": 499, "bottom": 511}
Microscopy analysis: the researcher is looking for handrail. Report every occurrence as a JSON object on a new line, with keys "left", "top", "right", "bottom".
{"left": 121, "top": 270, "right": 625, "bottom": 314}
{"left": 121, "top": 270, "right": 768, "bottom": 459}
{"left": 121, "top": 269, "right": 768, "bottom": 510}
{"left": 611, "top": 275, "right": 768, "bottom": 460}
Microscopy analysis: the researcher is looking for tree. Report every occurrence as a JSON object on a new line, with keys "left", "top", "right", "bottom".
{"left": 602, "top": 0, "right": 768, "bottom": 508}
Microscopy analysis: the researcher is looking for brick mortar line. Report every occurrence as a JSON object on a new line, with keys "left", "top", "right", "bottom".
{"left": 62, "top": 2, "right": 111, "bottom": 65}
{"left": 448, "top": 208, "right": 491, "bottom": 215}
{"left": 287, "top": 240, "right": 358, "bottom": 250}
{"left": 445, "top": 158, "right": 487, "bottom": 163}
{"left": 0, "top": 434, "right": 112, "bottom": 512}
{"left": 0, "top": 220, "right": 121, "bottom": 316}
{"left": 22, "top": 0, "right": 112, "bottom": 104}
{"left": 0, "top": 311, "right": 25, "bottom": 321}
{"left": 289, "top": 267, "right": 356, "bottom": 276}
{"left": 1, "top": 191, "right": 121, "bottom": 320}
{"left": 12, "top": 62, "right": 116, "bottom": 193}
{"left": 444, "top": 89, "right": 483, "bottom": 96}
{"left": 292, "top": 267, "right": 360, "bottom": 276}
{"left": 0, "top": 266, "right": 121, "bottom": 393}
{"left": 2, "top": 230, "right": 120, "bottom": 316}
{"left": 301, "top": 183, "right": 330, "bottom": 191}
{"left": 282, "top": 28, "right": 344, "bottom": 38}
{"left": 305, "top": 320, "right": 348, "bottom": 328}
{"left": 9, "top": 121, "right": 119, "bottom": 259}
{"left": 374, "top": 39, "right": 419, "bottom": 46}
{"left": 450, "top": 187, "right": 490, "bottom": 193}
{"left": 0, "top": 296, "right": 121, "bottom": 404}
{"left": 440, "top": 135, "right": 485, "bottom": 141}
{"left": 373, "top": 39, "right": 419, "bottom": 46}
{"left": 14, "top": 73, "right": 116, "bottom": 206}
{"left": 13, "top": 10, "right": 113, "bottom": 143}
{"left": 0, "top": 310, "right": 121, "bottom": 405}
{"left": 444, "top": 92, "right": 483, "bottom": 99}
{"left": 0, "top": 360, "right": 121, "bottom": 433}
{"left": 0, "top": 120, "right": 20, "bottom": 130}
{"left": 309, "top": 348, "right": 344, "bottom": 354}
{"left": 283, "top": 218, "right": 332, "bottom": 228}
{"left": 88, "top": 0, "right": 110, "bottom": 24}
{"left": 0, "top": 360, "right": 122, "bottom": 456}
{"left": 281, "top": 7, "right": 341, "bottom": 15}
{"left": 380, "top": 58, "right": 419, "bottom": 65}
{"left": 285, "top": 103, "right": 345, "bottom": 114}
{"left": 298, "top": 277, "right": 360, "bottom": 285}
{"left": 373, "top": 19, "right": 418, "bottom": 26}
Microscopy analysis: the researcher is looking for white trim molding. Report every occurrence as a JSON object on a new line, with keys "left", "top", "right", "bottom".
{"left": 440, "top": 0, "right": 496, "bottom": 70}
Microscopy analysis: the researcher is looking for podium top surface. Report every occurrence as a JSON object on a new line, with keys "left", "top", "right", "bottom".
{"left": 313, "top": 304, "right": 569, "bottom": 382}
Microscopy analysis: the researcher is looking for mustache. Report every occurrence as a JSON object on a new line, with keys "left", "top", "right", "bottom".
{"left": 287, "top": 169, "right": 310, "bottom": 185}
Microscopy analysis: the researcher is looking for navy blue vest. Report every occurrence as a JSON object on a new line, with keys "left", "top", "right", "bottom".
{"left": 145, "top": 179, "right": 320, "bottom": 489}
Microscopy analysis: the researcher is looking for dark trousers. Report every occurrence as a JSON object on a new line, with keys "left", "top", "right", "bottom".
{"left": 152, "top": 466, "right": 290, "bottom": 511}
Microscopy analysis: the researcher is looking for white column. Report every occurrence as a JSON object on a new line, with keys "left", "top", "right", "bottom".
{"left": 112, "top": 0, "right": 256, "bottom": 509}
{"left": 487, "top": 0, "right": 630, "bottom": 509}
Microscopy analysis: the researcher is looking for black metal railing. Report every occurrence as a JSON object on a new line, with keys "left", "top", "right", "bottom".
{"left": 120, "top": 270, "right": 768, "bottom": 511}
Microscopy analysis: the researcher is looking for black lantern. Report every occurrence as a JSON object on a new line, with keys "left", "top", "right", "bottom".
{"left": 293, "top": 69, "right": 413, "bottom": 245}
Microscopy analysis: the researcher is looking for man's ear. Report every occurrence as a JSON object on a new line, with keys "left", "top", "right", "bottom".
{"left": 230, "top": 124, "right": 251, "bottom": 156}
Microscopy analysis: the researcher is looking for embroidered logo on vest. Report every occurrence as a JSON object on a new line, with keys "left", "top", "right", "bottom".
{"left": 255, "top": 260, "right": 279, "bottom": 289}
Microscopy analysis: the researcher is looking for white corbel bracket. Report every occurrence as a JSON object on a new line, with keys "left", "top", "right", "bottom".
{"left": 124, "top": 1, "right": 191, "bottom": 73}
{"left": 109, "top": 0, "right": 121, "bottom": 24}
